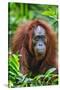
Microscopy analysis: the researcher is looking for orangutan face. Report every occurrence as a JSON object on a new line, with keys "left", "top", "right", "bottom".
{"left": 32, "top": 25, "right": 47, "bottom": 60}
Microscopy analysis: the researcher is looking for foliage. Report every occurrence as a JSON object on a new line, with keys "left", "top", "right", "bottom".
{"left": 8, "top": 54, "right": 58, "bottom": 88}
{"left": 8, "top": 54, "right": 20, "bottom": 87}
{"left": 8, "top": 3, "right": 58, "bottom": 33}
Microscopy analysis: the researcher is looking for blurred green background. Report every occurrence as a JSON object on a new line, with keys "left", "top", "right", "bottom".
{"left": 8, "top": 3, "right": 58, "bottom": 32}
{"left": 8, "top": 3, "right": 58, "bottom": 88}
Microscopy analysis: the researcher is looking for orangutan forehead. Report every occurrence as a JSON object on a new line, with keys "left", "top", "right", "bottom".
{"left": 34, "top": 26, "right": 46, "bottom": 36}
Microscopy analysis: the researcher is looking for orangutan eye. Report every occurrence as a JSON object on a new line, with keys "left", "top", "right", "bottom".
{"left": 35, "top": 36, "right": 40, "bottom": 41}
{"left": 41, "top": 36, "right": 45, "bottom": 41}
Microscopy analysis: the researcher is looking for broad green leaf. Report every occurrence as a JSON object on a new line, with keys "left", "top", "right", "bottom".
{"left": 45, "top": 68, "right": 56, "bottom": 78}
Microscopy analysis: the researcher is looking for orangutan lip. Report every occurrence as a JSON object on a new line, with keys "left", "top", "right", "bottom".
{"left": 37, "top": 49, "right": 45, "bottom": 54}
{"left": 36, "top": 52, "right": 42, "bottom": 55}
{"left": 37, "top": 51, "right": 45, "bottom": 56}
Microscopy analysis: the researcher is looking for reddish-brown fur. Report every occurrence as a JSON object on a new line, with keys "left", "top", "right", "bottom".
{"left": 12, "top": 19, "right": 58, "bottom": 75}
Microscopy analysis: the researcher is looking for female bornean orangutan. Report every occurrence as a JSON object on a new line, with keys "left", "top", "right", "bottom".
{"left": 12, "top": 19, "right": 58, "bottom": 75}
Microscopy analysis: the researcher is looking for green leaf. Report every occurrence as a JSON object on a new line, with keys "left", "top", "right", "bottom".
{"left": 44, "top": 68, "right": 56, "bottom": 78}
{"left": 8, "top": 80, "right": 13, "bottom": 88}
{"left": 9, "top": 63, "right": 19, "bottom": 75}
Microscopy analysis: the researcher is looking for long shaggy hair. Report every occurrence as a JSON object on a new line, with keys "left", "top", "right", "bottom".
{"left": 12, "top": 19, "right": 58, "bottom": 74}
